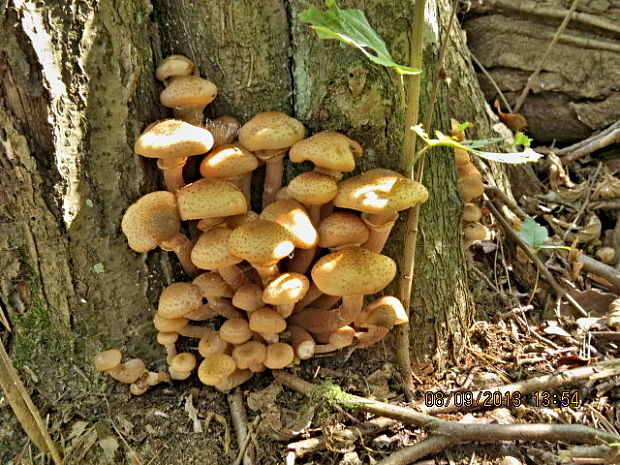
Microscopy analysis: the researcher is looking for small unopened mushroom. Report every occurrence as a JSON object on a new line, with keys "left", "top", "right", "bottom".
{"left": 199, "top": 143, "right": 259, "bottom": 202}
{"left": 205, "top": 116, "right": 241, "bottom": 148}
{"left": 157, "top": 331, "right": 178, "bottom": 364}
{"left": 219, "top": 318, "right": 253, "bottom": 345}
{"left": 122, "top": 191, "right": 197, "bottom": 276}
{"left": 238, "top": 111, "right": 306, "bottom": 208}
{"left": 232, "top": 283, "right": 265, "bottom": 312}
{"left": 249, "top": 307, "right": 287, "bottom": 342}
{"left": 263, "top": 273, "right": 309, "bottom": 318}
{"left": 134, "top": 119, "right": 214, "bottom": 191}
{"left": 214, "top": 369, "right": 254, "bottom": 392}
{"left": 314, "top": 326, "right": 355, "bottom": 354}
{"left": 192, "top": 271, "right": 244, "bottom": 318}
{"left": 169, "top": 352, "right": 197, "bottom": 380}
{"left": 333, "top": 169, "right": 428, "bottom": 253}
{"left": 263, "top": 342, "right": 295, "bottom": 369}
{"left": 463, "top": 222, "right": 488, "bottom": 248}
{"left": 191, "top": 226, "right": 245, "bottom": 291}
{"left": 595, "top": 246, "right": 616, "bottom": 264}
{"left": 198, "top": 353, "right": 236, "bottom": 386}
{"left": 156, "top": 55, "right": 198, "bottom": 84}
{"left": 463, "top": 203, "right": 482, "bottom": 223}
{"left": 130, "top": 370, "right": 170, "bottom": 396}
{"left": 198, "top": 329, "right": 230, "bottom": 357}
{"left": 160, "top": 75, "right": 218, "bottom": 125}
{"left": 458, "top": 175, "right": 485, "bottom": 202}
{"left": 93, "top": 349, "right": 147, "bottom": 384}
{"left": 232, "top": 341, "right": 267, "bottom": 369}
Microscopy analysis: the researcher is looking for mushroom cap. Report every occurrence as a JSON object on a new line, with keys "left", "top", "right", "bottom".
{"left": 318, "top": 211, "right": 370, "bottom": 249}
{"left": 153, "top": 312, "right": 188, "bottom": 332}
{"left": 259, "top": 199, "right": 318, "bottom": 249}
{"left": 232, "top": 283, "right": 265, "bottom": 312}
{"left": 462, "top": 203, "right": 482, "bottom": 223}
{"left": 157, "top": 331, "right": 179, "bottom": 345}
{"left": 287, "top": 172, "right": 338, "bottom": 206}
{"left": 158, "top": 282, "right": 203, "bottom": 319}
{"left": 228, "top": 219, "right": 295, "bottom": 266}
{"left": 289, "top": 131, "right": 363, "bottom": 172}
{"left": 93, "top": 349, "right": 122, "bottom": 371}
{"left": 191, "top": 227, "right": 243, "bottom": 270}
{"left": 205, "top": 116, "right": 241, "bottom": 148}
{"left": 328, "top": 326, "right": 355, "bottom": 349}
{"left": 463, "top": 222, "right": 487, "bottom": 242}
{"left": 232, "top": 341, "right": 267, "bottom": 369}
{"left": 263, "top": 273, "right": 309, "bottom": 305}
{"left": 214, "top": 369, "right": 253, "bottom": 392}
{"left": 199, "top": 143, "right": 259, "bottom": 178}
{"left": 238, "top": 112, "right": 305, "bottom": 153}
{"left": 156, "top": 55, "right": 197, "bottom": 82}
{"left": 226, "top": 210, "right": 260, "bottom": 229}
{"left": 361, "top": 296, "right": 408, "bottom": 328}
{"left": 134, "top": 120, "right": 214, "bottom": 160}
{"left": 121, "top": 191, "right": 180, "bottom": 253}
{"left": 458, "top": 175, "right": 485, "bottom": 201}
{"left": 170, "top": 352, "right": 197, "bottom": 373}
{"left": 454, "top": 148, "right": 470, "bottom": 166}
{"left": 160, "top": 75, "right": 218, "bottom": 108}
{"left": 176, "top": 178, "right": 247, "bottom": 220}
{"left": 311, "top": 247, "right": 396, "bottom": 296}
{"left": 457, "top": 163, "right": 481, "bottom": 180}
{"left": 264, "top": 342, "right": 295, "bottom": 369}
{"left": 219, "top": 318, "right": 253, "bottom": 345}
{"left": 249, "top": 307, "right": 287, "bottom": 334}
{"left": 334, "top": 168, "right": 428, "bottom": 214}
{"left": 198, "top": 329, "right": 229, "bottom": 357}
{"left": 198, "top": 354, "right": 236, "bottom": 386}
{"left": 193, "top": 272, "right": 234, "bottom": 299}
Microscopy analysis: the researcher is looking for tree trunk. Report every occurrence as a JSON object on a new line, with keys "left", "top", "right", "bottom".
{"left": 0, "top": 0, "right": 503, "bottom": 462}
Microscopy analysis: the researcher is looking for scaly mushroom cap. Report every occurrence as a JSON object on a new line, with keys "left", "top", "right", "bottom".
{"left": 263, "top": 273, "right": 309, "bottom": 306}
{"left": 458, "top": 175, "right": 485, "bottom": 201}
{"left": 156, "top": 55, "right": 197, "bottom": 82}
{"left": 454, "top": 148, "right": 470, "bottom": 165}
{"left": 238, "top": 111, "right": 305, "bottom": 156}
{"left": 198, "top": 329, "right": 229, "bottom": 357}
{"left": 287, "top": 172, "right": 338, "bottom": 206}
{"left": 318, "top": 212, "right": 370, "bottom": 249}
{"left": 249, "top": 307, "right": 287, "bottom": 334}
{"left": 463, "top": 222, "right": 487, "bottom": 242}
{"left": 264, "top": 343, "right": 295, "bottom": 369}
{"left": 198, "top": 354, "right": 236, "bottom": 386}
{"left": 457, "top": 163, "right": 481, "bottom": 180}
{"left": 205, "top": 116, "right": 241, "bottom": 148}
{"left": 199, "top": 143, "right": 259, "bottom": 178}
{"left": 228, "top": 219, "right": 295, "bottom": 266}
{"left": 359, "top": 296, "right": 408, "bottom": 328}
{"left": 289, "top": 131, "right": 363, "bottom": 172}
{"left": 93, "top": 349, "right": 122, "bottom": 371}
{"left": 153, "top": 313, "right": 188, "bottom": 332}
{"left": 334, "top": 169, "right": 428, "bottom": 214}
{"left": 191, "top": 227, "right": 242, "bottom": 270}
{"left": 160, "top": 75, "right": 218, "bottom": 108}
{"left": 170, "top": 352, "right": 197, "bottom": 373}
{"left": 232, "top": 283, "right": 264, "bottom": 312}
{"left": 259, "top": 199, "right": 318, "bottom": 249}
{"left": 158, "top": 282, "right": 203, "bottom": 319}
{"left": 462, "top": 203, "right": 482, "bottom": 223}
{"left": 176, "top": 178, "right": 247, "bottom": 220}
{"left": 311, "top": 247, "right": 396, "bottom": 296}
{"left": 232, "top": 341, "right": 267, "bottom": 369}
{"left": 121, "top": 191, "right": 180, "bottom": 253}
{"left": 193, "top": 272, "right": 234, "bottom": 299}
{"left": 134, "top": 120, "right": 214, "bottom": 160}
{"left": 219, "top": 318, "right": 253, "bottom": 345}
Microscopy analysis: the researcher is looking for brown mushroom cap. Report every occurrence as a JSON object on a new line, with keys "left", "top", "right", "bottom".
{"left": 463, "top": 222, "right": 487, "bottom": 242}
{"left": 264, "top": 342, "right": 295, "bottom": 369}
{"left": 219, "top": 318, "right": 253, "bottom": 344}
{"left": 199, "top": 143, "right": 259, "bottom": 179}
{"left": 198, "top": 329, "right": 229, "bottom": 357}
{"left": 232, "top": 283, "right": 265, "bottom": 312}
{"left": 205, "top": 116, "right": 241, "bottom": 148}
{"left": 462, "top": 203, "right": 482, "bottom": 223}
{"left": 458, "top": 175, "right": 485, "bottom": 201}
{"left": 228, "top": 219, "right": 295, "bottom": 266}
{"left": 232, "top": 341, "right": 267, "bottom": 369}
{"left": 157, "top": 331, "right": 179, "bottom": 345}
{"left": 311, "top": 247, "right": 396, "bottom": 296}
{"left": 263, "top": 273, "right": 309, "bottom": 306}
{"left": 170, "top": 352, "right": 197, "bottom": 373}
{"left": 454, "top": 148, "right": 470, "bottom": 165}
{"left": 156, "top": 55, "right": 197, "bottom": 82}
{"left": 360, "top": 296, "right": 408, "bottom": 328}
{"left": 153, "top": 312, "right": 189, "bottom": 332}
{"left": 134, "top": 120, "right": 214, "bottom": 160}
{"left": 259, "top": 199, "right": 318, "bottom": 249}
{"left": 238, "top": 111, "right": 305, "bottom": 154}
{"left": 318, "top": 212, "right": 370, "bottom": 249}
{"left": 193, "top": 272, "right": 234, "bottom": 299}
{"left": 198, "top": 354, "right": 236, "bottom": 386}
{"left": 287, "top": 172, "right": 338, "bottom": 206}
{"left": 457, "top": 163, "right": 481, "bottom": 180}
{"left": 121, "top": 191, "right": 180, "bottom": 253}
{"left": 158, "top": 282, "right": 204, "bottom": 319}
{"left": 334, "top": 168, "right": 428, "bottom": 214}
{"left": 248, "top": 307, "right": 287, "bottom": 334}
{"left": 289, "top": 131, "right": 363, "bottom": 172}
{"left": 191, "top": 227, "right": 242, "bottom": 270}
{"left": 176, "top": 178, "right": 247, "bottom": 220}
{"left": 93, "top": 349, "right": 122, "bottom": 372}
{"left": 160, "top": 76, "right": 217, "bottom": 108}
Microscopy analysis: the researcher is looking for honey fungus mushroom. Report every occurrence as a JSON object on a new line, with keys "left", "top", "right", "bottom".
{"left": 238, "top": 111, "right": 305, "bottom": 208}
{"left": 354, "top": 296, "right": 408, "bottom": 348}
{"left": 121, "top": 191, "right": 197, "bottom": 277}
{"left": 156, "top": 55, "right": 198, "bottom": 84}
{"left": 333, "top": 169, "right": 428, "bottom": 253}
{"left": 134, "top": 119, "right": 214, "bottom": 191}
{"left": 160, "top": 75, "right": 218, "bottom": 126}
{"left": 289, "top": 247, "right": 396, "bottom": 334}
{"left": 93, "top": 349, "right": 146, "bottom": 384}
{"left": 199, "top": 143, "right": 259, "bottom": 202}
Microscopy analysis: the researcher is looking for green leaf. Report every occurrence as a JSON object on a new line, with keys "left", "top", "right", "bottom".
{"left": 455, "top": 121, "right": 472, "bottom": 132}
{"left": 519, "top": 218, "right": 549, "bottom": 249}
{"left": 299, "top": 0, "right": 421, "bottom": 75}
{"left": 514, "top": 132, "right": 533, "bottom": 147}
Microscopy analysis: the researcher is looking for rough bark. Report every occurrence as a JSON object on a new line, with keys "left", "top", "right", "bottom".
{"left": 0, "top": 0, "right": 504, "bottom": 462}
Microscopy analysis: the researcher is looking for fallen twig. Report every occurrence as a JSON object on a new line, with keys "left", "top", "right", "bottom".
{"left": 559, "top": 444, "right": 620, "bottom": 464}
{"left": 485, "top": 195, "right": 588, "bottom": 316}
{"left": 228, "top": 388, "right": 254, "bottom": 465}
{"left": 576, "top": 253, "right": 620, "bottom": 290}
{"left": 274, "top": 371, "right": 620, "bottom": 464}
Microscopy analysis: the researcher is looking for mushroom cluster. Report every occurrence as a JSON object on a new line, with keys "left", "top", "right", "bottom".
{"left": 451, "top": 120, "right": 488, "bottom": 248}
{"left": 96, "top": 55, "right": 429, "bottom": 394}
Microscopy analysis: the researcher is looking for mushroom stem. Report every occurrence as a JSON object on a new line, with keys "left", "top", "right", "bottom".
{"left": 287, "top": 247, "right": 317, "bottom": 275}
{"left": 208, "top": 297, "right": 244, "bottom": 319}
{"left": 312, "top": 294, "right": 340, "bottom": 310}
{"left": 288, "top": 294, "right": 364, "bottom": 334}
{"left": 293, "top": 283, "right": 323, "bottom": 313}
{"left": 107, "top": 359, "right": 147, "bottom": 384}
{"left": 261, "top": 151, "right": 286, "bottom": 208}
{"left": 307, "top": 204, "right": 321, "bottom": 226}
{"left": 239, "top": 172, "right": 252, "bottom": 204}
{"left": 177, "top": 324, "right": 212, "bottom": 339}
{"left": 355, "top": 326, "right": 390, "bottom": 348}
{"left": 288, "top": 325, "right": 316, "bottom": 360}
{"left": 254, "top": 264, "right": 280, "bottom": 285}
{"left": 361, "top": 212, "right": 398, "bottom": 253}
{"left": 173, "top": 105, "right": 205, "bottom": 126}
{"left": 314, "top": 326, "right": 355, "bottom": 354}
{"left": 158, "top": 157, "right": 188, "bottom": 192}
{"left": 160, "top": 233, "right": 198, "bottom": 277}
{"left": 184, "top": 303, "right": 217, "bottom": 321}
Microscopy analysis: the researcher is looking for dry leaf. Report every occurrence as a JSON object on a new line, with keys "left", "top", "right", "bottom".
{"left": 184, "top": 394, "right": 202, "bottom": 433}
{"left": 548, "top": 152, "right": 574, "bottom": 190}
{"left": 543, "top": 321, "right": 572, "bottom": 337}
{"left": 493, "top": 99, "right": 528, "bottom": 133}
{"left": 592, "top": 170, "right": 620, "bottom": 200}
{"left": 608, "top": 298, "right": 620, "bottom": 330}
{"left": 547, "top": 213, "right": 601, "bottom": 244}
{"left": 555, "top": 181, "right": 589, "bottom": 202}
{"left": 98, "top": 436, "right": 119, "bottom": 462}
{"left": 559, "top": 288, "right": 617, "bottom": 317}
